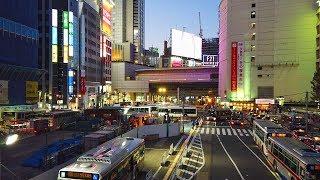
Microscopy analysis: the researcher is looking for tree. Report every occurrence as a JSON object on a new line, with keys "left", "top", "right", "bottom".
{"left": 311, "top": 68, "right": 320, "bottom": 100}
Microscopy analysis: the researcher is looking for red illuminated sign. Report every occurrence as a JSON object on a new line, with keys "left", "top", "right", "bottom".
{"left": 231, "top": 42, "right": 238, "bottom": 91}
{"left": 80, "top": 77, "right": 86, "bottom": 95}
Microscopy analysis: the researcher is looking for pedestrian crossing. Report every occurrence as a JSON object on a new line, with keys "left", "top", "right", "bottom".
{"left": 199, "top": 127, "right": 252, "bottom": 137}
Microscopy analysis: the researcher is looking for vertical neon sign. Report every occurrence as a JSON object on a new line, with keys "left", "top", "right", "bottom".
{"left": 231, "top": 42, "right": 238, "bottom": 91}
{"left": 63, "top": 11, "right": 69, "bottom": 63}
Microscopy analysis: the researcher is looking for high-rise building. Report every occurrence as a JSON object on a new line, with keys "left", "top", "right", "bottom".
{"left": 112, "top": 0, "right": 145, "bottom": 63}
{"left": 219, "top": 0, "right": 317, "bottom": 102}
{"left": 79, "top": 0, "right": 101, "bottom": 108}
{"left": 202, "top": 38, "right": 219, "bottom": 56}
{"left": 38, "top": 0, "right": 79, "bottom": 109}
{"left": 144, "top": 47, "right": 160, "bottom": 67}
{"left": 0, "top": 0, "right": 44, "bottom": 118}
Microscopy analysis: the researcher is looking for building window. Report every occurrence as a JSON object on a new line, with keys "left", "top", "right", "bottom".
{"left": 251, "top": 33, "right": 256, "bottom": 40}
{"left": 258, "top": 75, "right": 262, "bottom": 78}
{"left": 251, "top": 56, "right": 255, "bottom": 62}
{"left": 251, "top": 11, "right": 256, "bottom": 18}
{"left": 251, "top": 45, "right": 256, "bottom": 51}
{"left": 251, "top": 23, "right": 256, "bottom": 29}
{"left": 258, "top": 66, "right": 262, "bottom": 70}
{"left": 252, "top": 3, "right": 256, "bottom": 8}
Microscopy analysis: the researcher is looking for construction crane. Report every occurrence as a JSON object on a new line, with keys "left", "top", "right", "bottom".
{"left": 198, "top": 12, "right": 203, "bottom": 38}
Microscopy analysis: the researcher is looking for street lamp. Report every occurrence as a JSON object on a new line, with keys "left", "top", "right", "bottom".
{"left": 1, "top": 133, "right": 19, "bottom": 178}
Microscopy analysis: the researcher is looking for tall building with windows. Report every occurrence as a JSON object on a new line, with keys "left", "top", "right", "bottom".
{"left": 112, "top": 0, "right": 145, "bottom": 63}
{"left": 219, "top": 0, "right": 317, "bottom": 102}
{"left": 38, "top": 0, "right": 79, "bottom": 109}
{"left": 0, "top": 0, "right": 44, "bottom": 118}
{"left": 79, "top": 0, "right": 106, "bottom": 108}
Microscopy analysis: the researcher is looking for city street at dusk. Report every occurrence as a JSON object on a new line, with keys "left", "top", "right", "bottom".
{"left": 1, "top": 0, "right": 320, "bottom": 180}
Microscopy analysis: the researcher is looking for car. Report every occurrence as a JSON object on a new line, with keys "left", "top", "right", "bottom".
{"left": 292, "top": 129, "right": 307, "bottom": 139}
{"left": 229, "top": 119, "right": 247, "bottom": 126}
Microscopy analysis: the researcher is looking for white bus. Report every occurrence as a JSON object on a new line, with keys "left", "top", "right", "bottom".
{"left": 266, "top": 137, "right": 320, "bottom": 180}
{"left": 253, "top": 120, "right": 290, "bottom": 155}
{"left": 125, "top": 105, "right": 158, "bottom": 117}
{"left": 58, "top": 137, "right": 145, "bottom": 180}
{"left": 158, "top": 106, "right": 198, "bottom": 119}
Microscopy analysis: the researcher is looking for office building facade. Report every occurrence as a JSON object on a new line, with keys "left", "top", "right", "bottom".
{"left": 0, "top": 0, "right": 44, "bottom": 118}
{"left": 219, "top": 0, "right": 317, "bottom": 102}
{"left": 112, "top": 0, "right": 145, "bottom": 63}
{"left": 38, "top": 0, "right": 79, "bottom": 109}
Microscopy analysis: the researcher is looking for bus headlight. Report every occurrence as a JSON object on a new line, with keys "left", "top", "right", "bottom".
{"left": 60, "top": 171, "right": 66, "bottom": 178}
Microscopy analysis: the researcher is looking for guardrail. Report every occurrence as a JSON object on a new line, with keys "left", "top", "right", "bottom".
{"left": 163, "top": 117, "right": 203, "bottom": 180}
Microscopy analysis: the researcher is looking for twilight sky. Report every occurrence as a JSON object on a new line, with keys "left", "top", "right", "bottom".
{"left": 145, "top": 0, "right": 220, "bottom": 54}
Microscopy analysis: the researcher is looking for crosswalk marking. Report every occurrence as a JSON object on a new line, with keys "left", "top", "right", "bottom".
{"left": 232, "top": 129, "right": 237, "bottom": 135}
{"left": 227, "top": 128, "right": 232, "bottom": 135}
{"left": 200, "top": 127, "right": 252, "bottom": 137}
{"left": 201, "top": 128, "right": 204, "bottom": 134}
{"left": 206, "top": 128, "right": 210, "bottom": 134}
{"left": 222, "top": 128, "right": 226, "bottom": 135}
{"left": 242, "top": 129, "right": 249, "bottom": 136}
{"left": 211, "top": 128, "right": 215, "bottom": 134}
{"left": 216, "top": 128, "right": 220, "bottom": 135}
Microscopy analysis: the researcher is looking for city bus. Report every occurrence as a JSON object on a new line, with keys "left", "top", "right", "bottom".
{"left": 158, "top": 106, "right": 198, "bottom": 120}
{"left": 58, "top": 137, "right": 145, "bottom": 180}
{"left": 125, "top": 105, "right": 158, "bottom": 117}
{"left": 266, "top": 137, "right": 320, "bottom": 180}
{"left": 253, "top": 120, "right": 291, "bottom": 155}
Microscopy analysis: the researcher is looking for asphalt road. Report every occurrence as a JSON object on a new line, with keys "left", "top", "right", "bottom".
{"left": 195, "top": 122, "right": 276, "bottom": 180}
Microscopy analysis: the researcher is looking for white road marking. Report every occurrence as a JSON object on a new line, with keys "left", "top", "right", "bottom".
{"left": 211, "top": 127, "right": 215, "bottom": 134}
{"left": 237, "top": 129, "right": 243, "bottom": 136}
{"left": 206, "top": 127, "right": 210, "bottom": 134}
{"left": 233, "top": 129, "right": 279, "bottom": 179}
{"left": 248, "top": 129, "right": 253, "bottom": 135}
{"left": 216, "top": 128, "right": 220, "bottom": 135}
{"left": 242, "top": 129, "right": 249, "bottom": 136}
{"left": 216, "top": 135, "right": 245, "bottom": 180}
{"left": 222, "top": 128, "right": 226, "bottom": 135}
{"left": 200, "top": 128, "right": 204, "bottom": 134}
{"left": 232, "top": 129, "right": 237, "bottom": 136}
{"left": 227, "top": 128, "right": 232, "bottom": 135}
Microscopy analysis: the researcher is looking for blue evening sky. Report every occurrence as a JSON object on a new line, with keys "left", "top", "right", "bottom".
{"left": 145, "top": 0, "right": 219, "bottom": 53}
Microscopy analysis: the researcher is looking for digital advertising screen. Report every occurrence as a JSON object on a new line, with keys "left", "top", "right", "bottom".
{"left": 171, "top": 29, "right": 202, "bottom": 60}
{"left": 101, "top": 0, "right": 114, "bottom": 36}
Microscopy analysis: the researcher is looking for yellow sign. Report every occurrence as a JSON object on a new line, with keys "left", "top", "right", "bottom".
{"left": 26, "top": 81, "right": 38, "bottom": 104}
{"left": 64, "top": 46, "right": 69, "bottom": 63}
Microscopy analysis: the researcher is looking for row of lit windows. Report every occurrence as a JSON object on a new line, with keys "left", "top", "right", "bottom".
{"left": 0, "top": 17, "right": 38, "bottom": 40}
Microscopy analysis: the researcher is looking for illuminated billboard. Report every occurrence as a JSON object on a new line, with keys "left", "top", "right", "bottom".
{"left": 171, "top": 29, "right": 202, "bottom": 60}
{"left": 52, "top": 45, "right": 58, "bottom": 63}
{"left": 101, "top": 0, "right": 114, "bottom": 36}
{"left": 170, "top": 56, "right": 183, "bottom": 68}
{"left": 231, "top": 42, "right": 238, "bottom": 91}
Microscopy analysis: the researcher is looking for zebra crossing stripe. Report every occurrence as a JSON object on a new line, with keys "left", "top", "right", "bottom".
{"left": 242, "top": 129, "right": 249, "bottom": 136}
{"left": 232, "top": 129, "right": 237, "bottom": 135}
{"left": 248, "top": 129, "right": 253, "bottom": 135}
{"left": 237, "top": 129, "right": 243, "bottom": 136}
{"left": 216, "top": 128, "right": 220, "bottom": 135}
{"left": 206, "top": 128, "right": 210, "bottom": 134}
{"left": 200, "top": 128, "right": 204, "bottom": 134}
{"left": 227, "top": 128, "right": 232, "bottom": 135}
{"left": 211, "top": 128, "right": 215, "bottom": 134}
{"left": 222, "top": 128, "right": 226, "bottom": 135}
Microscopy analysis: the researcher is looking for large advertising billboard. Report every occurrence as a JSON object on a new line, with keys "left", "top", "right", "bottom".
{"left": 171, "top": 29, "right": 202, "bottom": 60}
{"left": 101, "top": 0, "right": 114, "bottom": 36}
{"left": 231, "top": 42, "right": 238, "bottom": 91}
{"left": 0, "top": 80, "right": 9, "bottom": 104}
{"left": 26, "top": 81, "right": 38, "bottom": 104}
